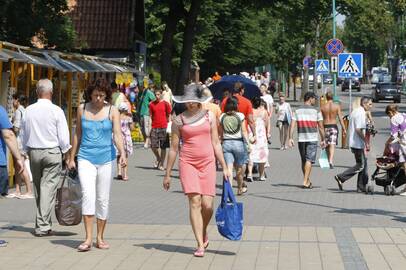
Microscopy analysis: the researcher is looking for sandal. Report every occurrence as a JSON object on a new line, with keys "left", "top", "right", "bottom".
{"left": 153, "top": 161, "right": 159, "bottom": 168}
{"left": 193, "top": 247, "right": 205, "bottom": 257}
{"left": 77, "top": 242, "right": 91, "bottom": 252}
{"left": 158, "top": 166, "right": 165, "bottom": 171}
{"left": 122, "top": 177, "right": 129, "bottom": 181}
{"left": 96, "top": 241, "right": 110, "bottom": 249}
{"left": 303, "top": 183, "right": 313, "bottom": 189}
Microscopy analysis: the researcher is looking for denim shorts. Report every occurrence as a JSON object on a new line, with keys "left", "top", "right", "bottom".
{"left": 222, "top": 139, "right": 248, "bottom": 166}
{"left": 298, "top": 142, "right": 318, "bottom": 164}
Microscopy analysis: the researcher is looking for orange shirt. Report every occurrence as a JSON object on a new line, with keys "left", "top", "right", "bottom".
{"left": 221, "top": 94, "right": 253, "bottom": 121}
{"left": 212, "top": 74, "right": 221, "bottom": 81}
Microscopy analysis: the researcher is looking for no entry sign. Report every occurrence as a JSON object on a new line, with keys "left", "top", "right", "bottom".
{"left": 326, "top": 39, "right": 344, "bottom": 56}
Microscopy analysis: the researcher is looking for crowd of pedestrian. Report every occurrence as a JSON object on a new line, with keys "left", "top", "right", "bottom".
{"left": 1, "top": 70, "right": 404, "bottom": 258}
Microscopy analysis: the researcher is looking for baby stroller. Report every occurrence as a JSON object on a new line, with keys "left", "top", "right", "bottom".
{"left": 370, "top": 155, "right": 406, "bottom": 196}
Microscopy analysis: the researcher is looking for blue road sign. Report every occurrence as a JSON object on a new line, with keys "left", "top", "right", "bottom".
{"left": 338, "top": 53, "right": 363, "bottom": 78}
{"left": 315, "top": 59, "right": 330, "bottom": 74}
{"left": 303, "top": 56, "right": 312, "bottom": 68}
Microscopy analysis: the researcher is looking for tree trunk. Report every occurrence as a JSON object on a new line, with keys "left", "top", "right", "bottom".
{"left": 160, "top": 0, "right": 184, "bottom": 89}
{"left": 313, "top": 23, "right": 320, "bottom": 93}
{"left": 301, "top": 42, "right": 311, "bottom": 100}
{"left": 175, "top": 0, "right": 203, "bottom": 94}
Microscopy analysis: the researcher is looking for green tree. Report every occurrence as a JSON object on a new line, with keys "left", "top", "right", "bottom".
{"left": 0, "top": 0, "right": 76, "bottom": 50}
{"left": 342, "top": 0, "right": 394, "bottom": 75}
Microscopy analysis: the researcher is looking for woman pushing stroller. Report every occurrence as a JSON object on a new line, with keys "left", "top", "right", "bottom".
{"left": 384, "top": 104, "right": 406, "bottom": 195}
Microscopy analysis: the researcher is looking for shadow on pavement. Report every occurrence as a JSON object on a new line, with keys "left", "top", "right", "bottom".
{"left": 51, "top": 239, "right": 83, "bottom": 249}
{"left": 134, "top": 243, "right": 235, "bottom": 256}
{"left": 271, "top": 183, "right": 321, "bottom": 189}
{"left": 251, "top": 193, "right": 406, "bottom": 223}
{"left": 0, "top": 225, "right": 77, "bottom": 237}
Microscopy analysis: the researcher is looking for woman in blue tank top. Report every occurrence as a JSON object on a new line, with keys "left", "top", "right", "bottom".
{"left": 67, "top": 79, "right": 126, "bottom": 252}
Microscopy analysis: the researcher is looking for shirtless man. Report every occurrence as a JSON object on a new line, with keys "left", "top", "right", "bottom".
{"left": 320, "top": 92, "right": 346, "bottom": 168}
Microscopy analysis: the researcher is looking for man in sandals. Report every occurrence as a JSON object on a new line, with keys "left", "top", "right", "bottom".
{"left": 289, "top": 92, "right": 326, "bottom": 188}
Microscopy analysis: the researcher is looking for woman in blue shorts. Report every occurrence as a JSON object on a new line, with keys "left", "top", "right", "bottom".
{"left": 219, "top": 97, "right": 249, "bottom": 195}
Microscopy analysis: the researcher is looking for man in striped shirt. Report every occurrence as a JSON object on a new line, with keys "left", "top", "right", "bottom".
{"left": 289, "top": 92, "right": 325, "bottom": 188}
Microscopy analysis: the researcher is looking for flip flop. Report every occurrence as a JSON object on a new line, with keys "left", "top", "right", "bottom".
{"left": 77, "top": 243, "right": 91, "bottom": 252}
{"left": 193, "top": 247, "right": 205, "bottom": 257}
{"left": 96, "top": 241, "right": 110, "bottom": 250}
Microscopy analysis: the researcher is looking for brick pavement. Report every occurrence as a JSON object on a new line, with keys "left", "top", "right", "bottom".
{"left": 1, "top": 223, "right": 406, "bottom": 269}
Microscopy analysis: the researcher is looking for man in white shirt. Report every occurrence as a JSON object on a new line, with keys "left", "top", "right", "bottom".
{"left": 334, "top": 96, "right": 373, "bottom": 192}
{"left": 260, "top": 84, "right": 274, "bottom": 140}
{"left": 22, "top": 79, "right": 71, "bottom": 236}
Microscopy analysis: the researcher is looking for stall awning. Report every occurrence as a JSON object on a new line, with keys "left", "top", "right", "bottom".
{"left": 0, "top": 50, "right": 11, "bottom": 62}
{"left": 1, "top": 41, "right": 142, "bottom": 75}
{"left": 0, "top": 48, "right": 30, "bottom": 63}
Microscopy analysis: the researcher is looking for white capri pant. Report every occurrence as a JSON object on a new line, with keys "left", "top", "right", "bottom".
{"left": 78, "top": 159, "right": 115, "bottom": 220}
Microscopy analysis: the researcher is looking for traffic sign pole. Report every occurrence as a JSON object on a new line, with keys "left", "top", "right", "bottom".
{"left": 349, "top": 78, "right": 352, "bottom": 114}
{"left": 332, "top": 0, "right": 337, "bottom": 102}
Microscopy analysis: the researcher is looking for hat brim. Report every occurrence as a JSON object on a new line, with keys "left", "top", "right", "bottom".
{"left": 172, "top": 95, "right": 212, "bottom": 104}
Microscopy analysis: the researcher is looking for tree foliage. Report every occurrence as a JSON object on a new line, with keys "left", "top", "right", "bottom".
{"left": 0, "top": 0, "right": 76, "bottom": 50}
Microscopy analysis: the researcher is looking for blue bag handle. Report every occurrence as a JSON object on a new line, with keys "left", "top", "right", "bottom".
{"left": 222, "top": 178, "right": 237, "bottom": 206}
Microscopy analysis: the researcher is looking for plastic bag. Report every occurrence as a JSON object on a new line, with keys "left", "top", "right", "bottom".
{"left": 55, "top": 170, "right": 82, "bottom": 226}
{"left": 215, "top": 179, "right": 243, "bottom": 241}
{"left": 318, "top": 149, "right": 330, "bottom": 169}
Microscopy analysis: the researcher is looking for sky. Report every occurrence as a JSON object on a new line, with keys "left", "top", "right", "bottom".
{"left": 337, "top": 13, "right": 345, "bottom": 27}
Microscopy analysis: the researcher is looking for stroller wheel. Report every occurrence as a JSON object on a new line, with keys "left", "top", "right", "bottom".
{"left": 384, "top": 186, "right": 390, "bottom": 196}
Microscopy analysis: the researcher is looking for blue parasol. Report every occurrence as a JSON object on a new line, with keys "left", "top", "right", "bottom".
{"left": 208, "top": 75, "right": 261, "bottom": 101}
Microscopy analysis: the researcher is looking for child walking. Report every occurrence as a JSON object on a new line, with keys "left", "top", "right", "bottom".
{"left": 117, "top": 103, "right": 134, "bottom": 180}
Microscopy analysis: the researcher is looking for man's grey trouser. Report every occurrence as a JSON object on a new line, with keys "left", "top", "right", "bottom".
{"left": 29, "top": 147, "right": 62, "bottom": 233}
{"left": 337, "top": 148, "right": 368, "bottom": 190}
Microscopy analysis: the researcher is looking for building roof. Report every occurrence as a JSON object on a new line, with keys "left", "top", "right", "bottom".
{"left": 69, "top": 0, "right": 145, "bottom": 51}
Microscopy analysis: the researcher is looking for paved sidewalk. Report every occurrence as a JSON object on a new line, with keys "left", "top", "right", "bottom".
{"left": 2, "top": 223, "right": 406, "bottom": 270}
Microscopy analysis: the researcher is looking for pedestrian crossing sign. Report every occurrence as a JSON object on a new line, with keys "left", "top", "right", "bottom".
{"left": 315, "top": 59, "right": 330, "bottom": 74}
{"left": 338, "top": 53, "right": 363, "bottom": 78}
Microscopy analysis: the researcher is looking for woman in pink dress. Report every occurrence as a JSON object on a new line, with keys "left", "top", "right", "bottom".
{"left": 163, "top": 84, "right": 230, "bottom": 257}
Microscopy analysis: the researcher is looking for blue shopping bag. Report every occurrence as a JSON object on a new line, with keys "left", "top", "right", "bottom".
{"left": 215, "top": 179, "right": 243, "bottom": 241}
{"left": 318, "top": 149, "right": 330, "bottom": 169}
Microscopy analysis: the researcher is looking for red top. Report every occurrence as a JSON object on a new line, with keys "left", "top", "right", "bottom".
{"left": 221, "top": 94, "right": 253, "bottom": 120}
{"left": 149, "top": 100, "right": 171, "bottom": 128}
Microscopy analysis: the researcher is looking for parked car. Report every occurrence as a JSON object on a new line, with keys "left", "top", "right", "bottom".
{"left": 372, "top": 82, "right": 401, "bottom": 103}
{"left": 323, "top": 74, "right": 333, "bottom": 84}
{"left": 341, "top": 78, "right": 361, "bottom": 92}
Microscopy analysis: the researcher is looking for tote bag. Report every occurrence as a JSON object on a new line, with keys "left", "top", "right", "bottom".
{"left": 55, "top": 170, "right": 82, "bottom": 226}
{"left": 318, "top": 149, "right": 330, "bottom": 169}
{"left": 215, "top": 180, "right": 243, "bottom": 240}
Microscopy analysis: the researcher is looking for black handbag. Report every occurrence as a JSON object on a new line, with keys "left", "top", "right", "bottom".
{"left": 55, "top": 170, "right": 82, "bottom": 226}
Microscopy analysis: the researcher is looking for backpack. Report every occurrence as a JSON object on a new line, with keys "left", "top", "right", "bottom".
{"left": 221, "top": 113, "right": 242, "bottom": 135}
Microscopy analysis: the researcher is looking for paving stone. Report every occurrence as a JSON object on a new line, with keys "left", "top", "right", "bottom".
{"left": 368, "top": 228, "right": 393, "bottom": 244}
{"left": 377, "top": 244, "right": 406, "bottom": 270}
{"left": 385, "top": 228, "right": 406, "bottom": 244}
{"left": 358, "top": 244, "right": 390, "bottom": 270}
